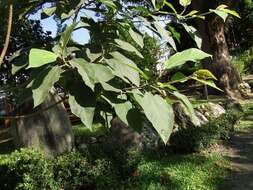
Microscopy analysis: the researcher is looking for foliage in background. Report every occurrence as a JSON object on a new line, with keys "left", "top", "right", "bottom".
{"left": 170, "top": 108, "right": 243, "bottom": 152}
{"left": 232, "top": 47, "right": 253, "bottom": 74}
{"left": 0, "top": 146, "right": 229, "bottom": 190}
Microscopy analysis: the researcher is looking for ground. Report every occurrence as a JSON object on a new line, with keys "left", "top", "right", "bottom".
{"left": 223, "top": 103, "right": 253, "bottom": 190}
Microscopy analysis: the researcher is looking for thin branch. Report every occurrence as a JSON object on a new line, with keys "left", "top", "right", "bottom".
{"left": 0, "top": 0, "right": 13, "bottom": 65}
{"left": 0, "top": 97, "right": 67, "bottom": 119}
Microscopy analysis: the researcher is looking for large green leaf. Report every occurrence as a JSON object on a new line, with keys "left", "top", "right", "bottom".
{"left": 113, "top": 99, "right": 145, "bottom": 132}
{"left": 182, "top": 24, "right": 202, "bottom": 49}
{"left": 90, "top": 64, "right": 114, "bottom": 83}
{"left": 70, "top": 58, "right": 114, "bottom": 89}
{"left": 60, "top": 23, "right": 77, "bottom": 53}
{"left": 115, "top": 39, "right": 144, "bottom": 58}
{"left": 193, "top": 69, "right": 217, "bottom": 80}
{"left": 164, "top": 48, "right": 212, "bottom": 70}
{"left": 30, "top": 66, "right": 62, "bottom": 107}
{"left": 172, "top": 91, "right": 199, "bottom": 126}
{"left": 154, "top": 22, "right": 177, "bottom": 51}
{"left": 210, "top": 9, "right": 228, "bottom": 22}
{"left": 106, "top": 52, "right": 140, "bottom": 86}
{"left": 114, "top": 101, "right": 133, "bottom": 125}
{"left": 129, "top": 28, "right": 144, "bottom": 48}
{"left": 191, "top": 77, "right": 223, "bottom": 91}
{"left": 137, "top": 92, "right": 174, "bottom": 144}
{"left": 29, "top": 49, "right": 58, "bottom": 68}
{"left": 70, "top": 59, "right": 95, "bottom": 90}
{"left": 69, "top": 83, "right": 96, "bottom": 130}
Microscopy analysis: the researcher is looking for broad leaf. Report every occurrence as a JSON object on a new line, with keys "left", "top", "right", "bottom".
{"left": 154, "top": 22, "right": 177, "bottom": 51}
{"left": 138, "top": 92, "right": 174, "bottom": 144}
{"left": 182, "top": 24, "right": 202, "bottom": 49}
{"left": 193, "top": 69, "right": 217, "bottom": 80}
{"left": 70, "top": 59, "right": 95, "bottom": 90}
{"left": 71, "top": 59, "right": 114, "bottom": 90}
{"left": 29, "top": 49, "right": 57, "bottom": 68}
{"left": 90, "top": 64, "right": 114, "bottom": 83}
{"left": 171, "top": 72, "right": 188, "bottom": 82}
{"left": 60, "top": 23, "right": 77, "bottom": 53}
{"left": 114, "top": 101, "right": 133, "bottom": 125}
{"left": 106, "top": 52, "right": 140, "bottom": 86}
{"left": 115, "top": 39, "right": 144, "bottom": 58}
{"left": 43, "top": 7, "right": 56, "bottom": 16}
{"left": 30, "top": 66, "right": 62, "bottom": 107}
{"left": 129, "top": 28, "right": 144, "bottom": 48}
{"left": 191, "top": 77, "right": 223, "bottom": 91}
{"left": 216, "top": 4, "right": 240, "bottom": 18}
{"left": 165, "top": 48, "right": 212, "bottom": 70}
{"left": 173, "top": 91, "right": 199, "bottom": 126}
{"left": 69, "top": 83, "right": 96, "bottom": 129}
{"left": 210, "top": 9, "right": 228, "bottom": 22}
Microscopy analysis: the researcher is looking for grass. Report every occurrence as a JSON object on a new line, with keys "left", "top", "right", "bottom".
{"left": 234, "top": 100, "right": 253, "bottom": 132}
{"left": 125, "top": 152, "right": 229, "bottom": 190}
{"left": 72, "top": 123, "right": 107, "bottom": 137}
{"left": 235, "top": 120, "right": 253, "bottom": 132}
{"left": 72, "top": 123, "right": 230, "bottom": 190}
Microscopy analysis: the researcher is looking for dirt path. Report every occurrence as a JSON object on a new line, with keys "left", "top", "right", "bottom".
{"left": 224, "top": 128, "right": 253, "bottom": 190}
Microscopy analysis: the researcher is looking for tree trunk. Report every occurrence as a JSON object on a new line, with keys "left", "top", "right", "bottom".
{"left": 192, "top": 0, "right": 243, "bottom": 99}
{"left": 11, "top": 89, "right": 74, "bottom": 156}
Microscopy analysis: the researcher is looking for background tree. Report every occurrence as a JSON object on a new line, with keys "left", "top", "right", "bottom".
{"left": 191, "top": 0, "right": 243, "bottom": 98}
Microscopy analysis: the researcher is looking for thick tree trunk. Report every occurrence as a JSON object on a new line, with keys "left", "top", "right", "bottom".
{"left": 192, "top": 0, "right": 243, "bottom": 99}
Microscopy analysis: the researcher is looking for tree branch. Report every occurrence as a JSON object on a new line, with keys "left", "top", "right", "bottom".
{"left": 0, "top": 97, "right": 67, "bottom": 119}
{"left": 0, "top": 0, "right": 13, "bottom": 65}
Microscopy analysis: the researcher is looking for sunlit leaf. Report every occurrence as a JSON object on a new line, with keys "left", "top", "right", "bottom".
{"left": 191, "top": 77, "right": 223, "bottom": 91}
{"left": 29, "top": 49, "right": 58, "bottom": 68}
{"left": 106, "top": 52, "right": 140, "bottom": 86}
{"left": 173, "top": 91, "right": 199, "bottom": 126}
{"left": 30, "top": 66, "right": 62, "bottom": 107}
{"left": 136, "top": 92, "right": 174, "bottom": 144}
{"left": 193, "top": 69, "right": 217, "bottom": 80}
{"left": 69, "top": 83, "right": 96, "bottom": 130}
{"left": 115, "top": 39, "right": 144, "bottom": 58}
{"left": 179, "top": 0, "right": 192, "bottom": 7}
{"left": 129, "top": 28, "right": 144, "bottom": 48}
{"left": 43, "top": 7, "right": 56, "bottom": 16}
{"left": 165, "top": 48, "right": 212, "bottom": 70}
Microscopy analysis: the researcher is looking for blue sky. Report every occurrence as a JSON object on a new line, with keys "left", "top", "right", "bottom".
{"left": 29, "top": 7, "right": 94, "bottom": 45}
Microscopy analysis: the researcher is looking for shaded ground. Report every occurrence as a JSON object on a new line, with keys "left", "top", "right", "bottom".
{"left": 224, "top": 129, "right": 253, "bottom": 190}
{"left": 223, "top": 105, "right": 253, "bottom": 190}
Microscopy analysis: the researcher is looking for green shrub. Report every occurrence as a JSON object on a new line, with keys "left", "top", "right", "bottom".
{"left": 0, "top": 149, "right": 58, "bottom": 190}
{"left": 232, "top": 48, "right": 253, "bottom": 74}
{"left": 0, "top": 148, "right": 120, "bottom": 190}
{"left": 170, "top": 108, "right": 243, "bottom": 152}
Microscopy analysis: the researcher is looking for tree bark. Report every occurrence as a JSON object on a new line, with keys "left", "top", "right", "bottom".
{"left": 192, "top": 0, "right": 243, "bottom": 99}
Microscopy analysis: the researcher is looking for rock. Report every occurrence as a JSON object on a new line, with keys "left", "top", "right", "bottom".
{"left": 196, "top": 102, "right": 226, "bottom": 120}
{"left": 239, "top": 82, "right": 252, "bottom": 97}
{"left": 11, "top": 89, "right": 74, "bottom": 156}
{"left": 195, "top": 110, "right": 209, "bottom": 125}
{"left": 173, "top": 102, "right": 195, "bottom": 129}
{"left": 108, "top": 117, "right": 143, "bottom": 150}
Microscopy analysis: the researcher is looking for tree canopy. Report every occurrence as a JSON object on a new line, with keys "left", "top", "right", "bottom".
{"left": 0, "top": 0, "right": 241, "bottom": 143}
